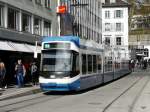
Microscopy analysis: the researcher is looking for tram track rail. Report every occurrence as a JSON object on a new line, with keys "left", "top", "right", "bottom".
{"left": 102, "top": 72, "right": 150, "bottom": 112}
{"left": 0, "top": 92, "right": 64, "bottom": 112}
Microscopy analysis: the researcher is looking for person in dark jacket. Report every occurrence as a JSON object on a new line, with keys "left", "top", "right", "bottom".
{"left": 143, "top": 60, "right": 147, "bottom": 69}
{"left": 0, "top": 60, "right": 6, "bottom": 89}
{"left": 15, "top": 59, "right": 26, "bottom": 88}
{"left": 31, "top": 62, "right": 38, "bottom": 86}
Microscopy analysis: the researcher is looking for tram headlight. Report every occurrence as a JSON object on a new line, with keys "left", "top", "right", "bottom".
{"left": 63, "top": 77, "right": 70, "bottom": 79}
{"left": 39, "top": 76, "right": 45, "bottom": 79}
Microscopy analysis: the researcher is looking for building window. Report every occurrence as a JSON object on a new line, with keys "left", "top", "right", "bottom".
{"left": 34, "top": 17, "right": 41, "bottom": 35}
{"left": 116, "top": 37, "right": 121, "bottom": 45}
{"left": 105, "top": 23, "right": 111, "bottom": 31}
{"left": 45, "top": 0, "right": 51, "bottom": 8}
{"left": 43, "top": 21, "right": 51, "bottom": 36}
{"left": 22, "top": 13, "right": 31, "bottom": 33}
{"left": 8, "top": 8, "right": 19, "bottom": 30}
{"left": 116, "top": 23, "right": 121, "bottom": 31}
{"left": 115, "top": 10, "right": 123, "bottom": 18}
{"left": 0, "top": 5, "right": 4, "bottom": 27}
{"left": 35, "top": 0, "right": 42, "bottom": 5}
{"left": 105, "top": 37, "right": 110, "bottom": 45}
{"left": 105, "top": 11, "right": 110, "bottom": 19}
{"left": 105, "top": 0, "right": 110, "bottom": 4}
{"left": 88, "top": 55, "right": 92, "bottom": 73}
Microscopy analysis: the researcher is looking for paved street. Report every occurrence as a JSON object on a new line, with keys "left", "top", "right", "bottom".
{"left": 0, "top": 68, "right": 150, "bottom": 112}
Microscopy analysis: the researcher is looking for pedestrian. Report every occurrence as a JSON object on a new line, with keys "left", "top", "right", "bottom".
{"left": 143, "top": 59, "right": 147, "bottom": 69}
{"left": 31, "top": 62, "right": 38, "bottom": 86}
{"left": 0, "top": 60, "right": 6, "bottom": 89}
{"left": 131, "top": 59, "right": 135, "bottom": 72}
{"left": 148, "top": 59, "right": 150, "bottom": 67}
{"left": 23, "top": 60, "right": 31, "bottom": 83}
{"left": 15, "top": 59, "right": 26, "bottom": 88}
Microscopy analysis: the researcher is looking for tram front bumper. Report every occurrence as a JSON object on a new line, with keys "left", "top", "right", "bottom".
{"left": 40, "top": 80, "right": 80, "bottom": 91}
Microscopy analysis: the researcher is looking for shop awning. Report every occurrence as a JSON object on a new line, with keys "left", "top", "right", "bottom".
{"left": 25, "top": 44, "right": 41, "bottom": 53}
{"left": 0, "top": 41, "right": 15, "bottom": 51}
{"left": 8, "top": 42, "right": 33, "bottom": 53}
{"left": 0, "top": 41, "right": 41, "bottom": 53}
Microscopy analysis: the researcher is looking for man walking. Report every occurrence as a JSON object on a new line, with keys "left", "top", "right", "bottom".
{"left": 15, "top": 59, "right": 26, "bottom": 88}
{"left": 31, "top": 62, "right": 38, "bottom": 86}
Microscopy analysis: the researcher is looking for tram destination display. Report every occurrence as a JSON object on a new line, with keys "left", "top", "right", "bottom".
{"left": 44, "top": 43, "right": 70, "bottom": 49}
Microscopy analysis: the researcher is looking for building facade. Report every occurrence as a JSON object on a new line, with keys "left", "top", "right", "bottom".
{"left": 102, "top": 0, "right": 130, "bottom": 59}
{"left": 0, "top": 0, "right": 58, "bottom": 44}
{"left": 0, "top": 0, "right": 58, "bottom": 84}
{"left": 128, "top": 1, "right": 150, "bottom": 60}
{"left": 57, "top": 0, "right": 102, "bottom": 43}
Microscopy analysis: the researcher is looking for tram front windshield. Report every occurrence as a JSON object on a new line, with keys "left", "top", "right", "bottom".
{"left": 42, "top": 50, "right": 72, "bottom": 72}
{"left": 41, "top": 49, "right": 79, "bottom": 78}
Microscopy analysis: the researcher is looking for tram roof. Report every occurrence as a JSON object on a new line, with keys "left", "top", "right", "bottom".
{"left": 42, "top": 36, "right": 80, "bottom": 47}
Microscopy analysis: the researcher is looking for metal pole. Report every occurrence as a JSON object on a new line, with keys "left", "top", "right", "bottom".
{"left": 34, "top": 41, "right": 38, "bottom": 58}
{"left": 58, "top": 0, "right": 61, "bottom": 36}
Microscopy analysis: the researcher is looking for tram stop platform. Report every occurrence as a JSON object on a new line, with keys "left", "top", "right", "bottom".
{"left": 0, "top": 84, "right": 41, "bottom": 101}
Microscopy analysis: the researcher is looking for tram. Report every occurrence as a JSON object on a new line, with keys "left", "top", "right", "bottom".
{"left": 39, "top": 36, "right": 130, "bottom": 91}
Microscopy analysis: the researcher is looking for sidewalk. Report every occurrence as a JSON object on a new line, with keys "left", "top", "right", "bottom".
{"left": 0, "top": 84, "right": 41, "bottom": 101}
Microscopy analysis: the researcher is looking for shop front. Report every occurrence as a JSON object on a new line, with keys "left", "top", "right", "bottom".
{"left": 0, "top": 41, "right": 41, "bottom": 85}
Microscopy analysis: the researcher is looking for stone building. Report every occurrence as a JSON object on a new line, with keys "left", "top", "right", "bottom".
{"left": 0, "top": 0, "right": 58, "bottom": 83}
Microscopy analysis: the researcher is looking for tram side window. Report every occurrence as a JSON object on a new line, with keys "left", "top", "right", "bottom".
{"left": 104, "top": 57, "right": 113, "bottom": 72}
{"left": 115, "top": 61, "right": 120, "bottom": 70}
{"left": 82, "top": 54, "right": 87, "bottom": 75}
{"left": 108, "top": 61, "right": 113, "bottom": 71}
{"left": 88, "top": 55, "right": 93, "bottom": 73}
{"left": 72, "top": 53, "right": 79, "bottom": 74}
{"left": 93, "top": 55, "right": 97, "bottom": 73}
{"left": 97, "top": 55, "right": 102, "bottom": 72}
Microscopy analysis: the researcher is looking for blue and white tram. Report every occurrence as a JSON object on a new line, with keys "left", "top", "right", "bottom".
{"left": 39, "top": 36, "right": 130, "bottom": 91}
